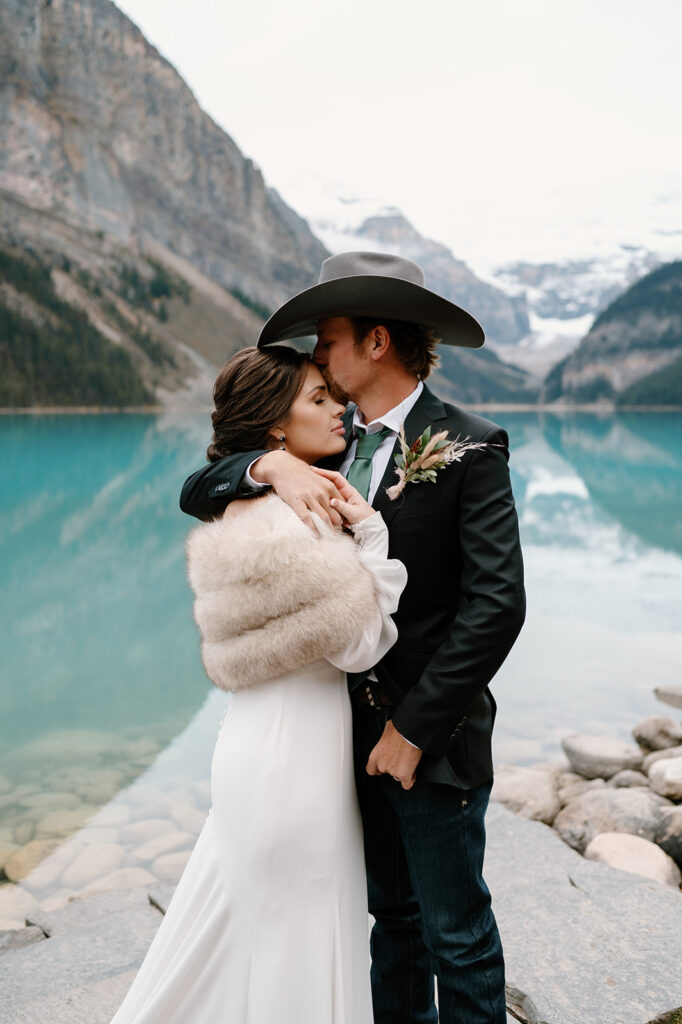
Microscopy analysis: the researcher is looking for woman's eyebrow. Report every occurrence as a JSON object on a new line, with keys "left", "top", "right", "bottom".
{"left": 307, "top": 384, "right": 326, "bottom": 396}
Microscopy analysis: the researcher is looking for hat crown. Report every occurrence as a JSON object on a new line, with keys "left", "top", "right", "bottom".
{"left": 318, "top": 251, "right": 425, "bottom": 288}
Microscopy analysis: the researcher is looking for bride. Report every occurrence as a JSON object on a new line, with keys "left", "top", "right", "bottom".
{"left": 109, "top": 344, "right": 407, "bottom": 1024}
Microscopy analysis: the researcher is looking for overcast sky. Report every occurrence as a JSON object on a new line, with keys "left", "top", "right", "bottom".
{"left": 115, "top": 0, "right": 682, "bottom": 266}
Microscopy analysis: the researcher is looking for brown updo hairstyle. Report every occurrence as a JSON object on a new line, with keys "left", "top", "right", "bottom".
{"left": 207, "top": 345, "right": 310, "bottom": 462}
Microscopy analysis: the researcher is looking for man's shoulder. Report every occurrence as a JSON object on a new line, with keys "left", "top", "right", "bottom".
{"left": 435, "top": 395, "right": 508, "bottom": 445}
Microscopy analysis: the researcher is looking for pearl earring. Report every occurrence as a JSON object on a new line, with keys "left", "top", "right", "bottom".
{"left": 279, "top": 434, "right": 286, "bottom": 450}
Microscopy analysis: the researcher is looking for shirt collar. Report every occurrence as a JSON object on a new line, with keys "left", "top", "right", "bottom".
{"left": 352, "top": 380, "right": 424, "bottom": 436}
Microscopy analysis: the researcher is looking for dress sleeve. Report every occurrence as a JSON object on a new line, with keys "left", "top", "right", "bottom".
{"left": 326, "top": 511, "right": 407, "bottom": 674}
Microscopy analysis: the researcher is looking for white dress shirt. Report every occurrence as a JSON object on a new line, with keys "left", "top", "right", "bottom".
{"left": 338, "top": 380, "right": 424, "bottom": 502}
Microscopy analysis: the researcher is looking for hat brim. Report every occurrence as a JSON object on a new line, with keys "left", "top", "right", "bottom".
{"left": 257, "top": 276, "right": 484, "bottom": 349}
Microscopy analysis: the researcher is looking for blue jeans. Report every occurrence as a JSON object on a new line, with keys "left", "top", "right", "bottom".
{"left": 353, "top": 706, "right": 506, "bottom": 1024}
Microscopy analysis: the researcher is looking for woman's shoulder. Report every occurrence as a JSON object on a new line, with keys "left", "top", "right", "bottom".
{"left": 185, "top": 493, "right": 355, "bottom": 594}
{"left": 190, "top": 492, "right": 298, "bottom": 539}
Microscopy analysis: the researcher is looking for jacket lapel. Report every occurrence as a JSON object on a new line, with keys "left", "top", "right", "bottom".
{"left": 372, "top": 385, "right": 448, "bottom": 529}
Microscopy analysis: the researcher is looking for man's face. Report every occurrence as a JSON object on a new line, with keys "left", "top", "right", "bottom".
{"left": 313, "top": 317, "right": 371, "bottom": 405}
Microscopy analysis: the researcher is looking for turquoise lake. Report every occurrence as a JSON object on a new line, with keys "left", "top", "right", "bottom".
{"left": 2, "top": 410, "right": 682, "bottom": 840}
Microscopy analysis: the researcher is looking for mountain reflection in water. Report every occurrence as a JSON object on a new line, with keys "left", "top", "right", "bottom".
{"left": 1, "top": 411, "right": 680, "bottom": 823}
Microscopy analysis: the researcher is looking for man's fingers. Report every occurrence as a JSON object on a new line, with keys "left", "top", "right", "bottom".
{"left": 401, "top": 772, "right": 417, "bottom": 791}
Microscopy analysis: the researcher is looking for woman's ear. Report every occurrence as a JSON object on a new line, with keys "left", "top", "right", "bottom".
{"left": 266, "top": 426, "right": 286, "bottom": 450}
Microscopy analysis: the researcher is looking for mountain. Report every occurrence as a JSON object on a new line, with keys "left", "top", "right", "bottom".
{"left": 494, "top": 250, "right": 666, "bottom": 322}
{"left": 0, "top": 0, "right": 540, "bottom": 408}
{"left": 434, "top": 344, "right": 538, "bottom": 405}
{"left": 543, "top": 261, "right": 682, "bottom": 406}
{"left": 0, "top": 0, "right": 328, "bottom": 406}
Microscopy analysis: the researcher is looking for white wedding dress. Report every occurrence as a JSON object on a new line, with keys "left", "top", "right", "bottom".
{"left": 109, "top": 511, "right": 406, "bottom": 1024}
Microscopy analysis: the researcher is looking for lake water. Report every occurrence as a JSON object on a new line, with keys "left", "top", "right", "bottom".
{"left": 1, "top": 410, "right": 681, "bottom": 914}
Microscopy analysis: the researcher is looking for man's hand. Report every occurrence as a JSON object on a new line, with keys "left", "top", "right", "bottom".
{"left": 250, "top": 451, "right": 345, "bottom": 528}
{"left": 366, "top": 720, "right": 423, "bottom": 791}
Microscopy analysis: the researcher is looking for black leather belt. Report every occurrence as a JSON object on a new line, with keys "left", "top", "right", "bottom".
{"left": 350, "top": 681, "right": 394, "bottom": 709}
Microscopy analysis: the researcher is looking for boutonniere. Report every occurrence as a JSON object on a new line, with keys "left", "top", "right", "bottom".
{"left": 386, "top": 425, "right": 489, "bottom": 500}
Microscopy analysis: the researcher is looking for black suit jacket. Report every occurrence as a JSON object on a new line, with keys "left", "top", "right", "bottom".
{"left": 180, "top": 385, "right": 526, "bottom": 789}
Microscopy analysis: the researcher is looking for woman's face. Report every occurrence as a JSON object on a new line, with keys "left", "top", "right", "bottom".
{"left": 277, "top": 363, "right": 347, "bottom": 464}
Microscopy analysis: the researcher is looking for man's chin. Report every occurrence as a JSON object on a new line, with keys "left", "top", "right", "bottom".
{"left": 321, "top": 369, "right": 350, "bottom": 407}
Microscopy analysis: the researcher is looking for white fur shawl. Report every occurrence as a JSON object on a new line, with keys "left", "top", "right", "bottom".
{"left": 185, "top": 494, "right": 378, "bottom": 691}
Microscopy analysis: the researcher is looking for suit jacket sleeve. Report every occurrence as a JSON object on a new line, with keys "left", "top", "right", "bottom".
{"left": 390, "top": 426, "right": 526, "bottom": 757}
{"left": 179, "top": 450, "right": 270, "bottom": 521}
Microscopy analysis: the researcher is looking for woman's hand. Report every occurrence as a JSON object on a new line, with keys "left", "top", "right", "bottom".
{"left": 310, "top": 467, "right": 375, "bottom": 525}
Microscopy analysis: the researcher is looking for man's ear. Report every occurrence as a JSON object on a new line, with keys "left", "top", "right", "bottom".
{"left": 368, "top": 325, "right": 391, "bottom": 361}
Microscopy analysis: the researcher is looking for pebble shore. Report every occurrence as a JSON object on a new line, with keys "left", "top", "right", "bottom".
{"left": 0, "top": 704, "right": 223, "bottom": 929}
{"left": 492, "top": 684, "right": 682, "bottom": 888}
{"left": 2, "top": 689, "right": 682, "bottom": 1023}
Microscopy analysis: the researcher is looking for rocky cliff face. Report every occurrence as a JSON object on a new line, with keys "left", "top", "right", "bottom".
{"left": 544, "top": 261, "right": 682, "bottom": 406}
{"left": 0, "top": 0, "right": 538, "bottom": 407}
{"left": 0, "top": 0, "right": 331, "bottom": 406}
{"left": 0, "top": 0, "right": 327, "bottom": 308}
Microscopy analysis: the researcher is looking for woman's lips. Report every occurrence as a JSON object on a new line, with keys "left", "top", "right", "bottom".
{"left": 331, "top": 424, "right": 345, "bottom": 435}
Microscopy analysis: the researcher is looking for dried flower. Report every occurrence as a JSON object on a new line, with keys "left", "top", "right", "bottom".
{"left": 385, "top": 425, "right": 489, "bottom": 500}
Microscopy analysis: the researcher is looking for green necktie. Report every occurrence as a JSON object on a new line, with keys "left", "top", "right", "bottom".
{"left": 345, "top": 425, "right": 394, "bottom": 500}
{"left": 346, "top": 425, "right": 393, "bottom": 693}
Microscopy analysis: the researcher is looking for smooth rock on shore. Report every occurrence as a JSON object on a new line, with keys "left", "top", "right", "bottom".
{"left": 633, "top": 715, "right": 682, "bottom": 752}
{"left": 656, "top": 807, "right": 682, "bottom": 867}
{"left": 643, "top": 745, "right": 682, "bottom": 772}
{"left": 0, "top": 887, "right": 164, "bottom": 1023}
{"left": 561, "top": 734, "right": 643, "bottom": 779}
{"left": 491, "top": 765, "right": 561, "bottom": 825}
{"left": 0, "top": 807, "right": 681, "bottom": 1024}
{"left": 60, "top": 844, "right": 125, "bottom": 890}
{"left": 648, "top": 758, "right": 682, "bottom": 801}
{"left": 608, "top": 769, "right": 649, "bottom": 788}
{"left": 584, "top": 832, "right": 682, "bottom": 888}
{"left": 151, "top": 849, "right": 192, "bottom": 884}
{"left": 0, "top": 883, "right": 38, "bottom": 923}
{"left": 485, "top": 803, "right": 682, "bottom": 1024}
{"left": 553, "top": 787, "right": 669, "bottom": 853}
{"left": 0, "top": 842, "right": 19, "bottom": 872}
{"left": 3, "top": 840, "right": 59, "bottom": 883}
{"left": 654, "top": 685, "right": 682, "bottom": 710}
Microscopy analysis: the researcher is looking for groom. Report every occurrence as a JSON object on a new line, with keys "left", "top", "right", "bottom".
{"left": 180, "top": 251, "right": 525, "bottom": 1023}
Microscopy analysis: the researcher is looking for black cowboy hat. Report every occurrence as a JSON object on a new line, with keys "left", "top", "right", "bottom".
{"left": 257, "top": 251, "right": 484, "bottom": 349}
